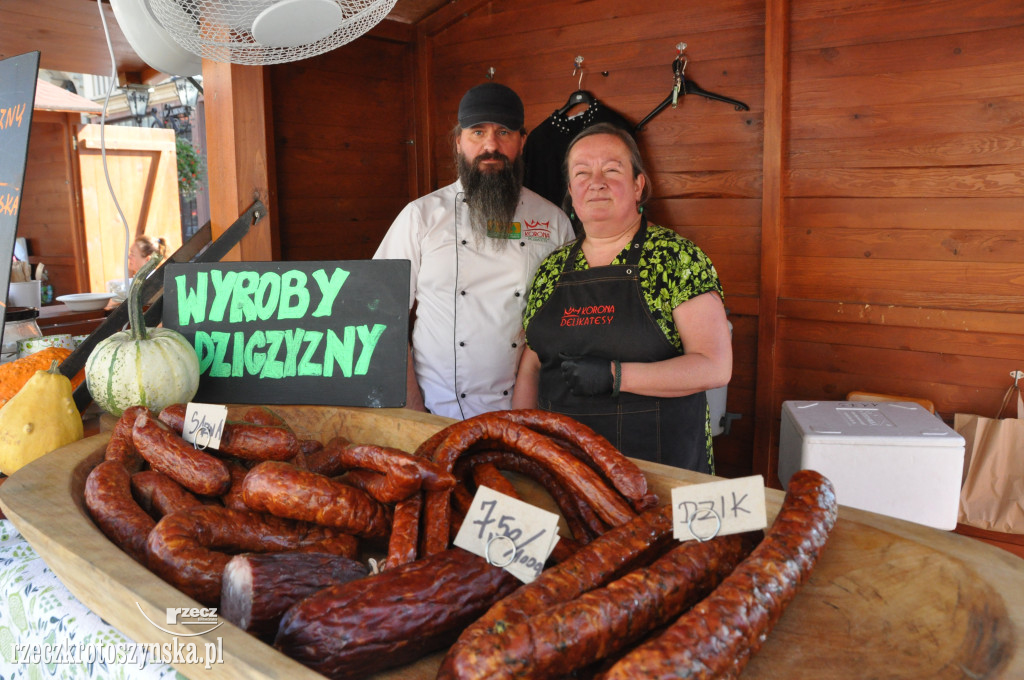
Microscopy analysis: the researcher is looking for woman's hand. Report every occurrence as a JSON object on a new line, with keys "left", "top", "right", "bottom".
{"left": 559, "top": 354, "right": 614, "bottom": 396}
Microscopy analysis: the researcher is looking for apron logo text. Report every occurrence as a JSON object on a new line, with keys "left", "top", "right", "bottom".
{"left": 560, "top": 304, "right": 615, "bottom": 327}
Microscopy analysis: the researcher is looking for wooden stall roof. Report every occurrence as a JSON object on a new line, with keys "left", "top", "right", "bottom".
{"left": 33, "top": 79, "right": 102, "bottom": 113}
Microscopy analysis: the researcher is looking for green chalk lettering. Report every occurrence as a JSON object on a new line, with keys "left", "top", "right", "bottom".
{"left": 176, "top": 274, "right": 208, "bottom": 326}
{"left": 208, "top": 270, "right": 237, "bottom": 323}
{"left": 194, "top": 331, "right": 215, "bottom": 373}
{"left": 208, "top": 331, "right": 232, "bottom": 377}
{"left": 244, "top": 330, "right": 266, "bottom": 376}
{"left": 231, "top": 331, "right": 246, "bottom": 377}
{"left": 281, "top": 328, "right": 305, "bottom": 377}
{"left": 298, "top": 330, "right": 323, "bottom": 377}
{"left": 255, "top": 272, "right": 280, "bottom": 321}
{"left": 311, "top": 268, "right": 349, "bottom": 317}
{"left": 355, "top": 324, "right": 387, "bottom": 375}
{"left": 323, "top": 327, "right": 355, "bottom": 378}
{"left": 230, "top": 271, "right": 259, "bottom": 323}
{"left": 260, "top": 330, "right": 285, "bottom": 379}
{"left": 279, "top": 271, "right": 309, "bottom": 320}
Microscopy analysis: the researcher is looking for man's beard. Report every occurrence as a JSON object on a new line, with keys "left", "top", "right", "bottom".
{"left": 458, "top": 151, "right": 525, "bottom": 250}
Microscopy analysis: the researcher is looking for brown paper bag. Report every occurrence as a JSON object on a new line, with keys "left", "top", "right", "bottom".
{"left": 956, "top": 382, "right": 1024, "bottom": 533}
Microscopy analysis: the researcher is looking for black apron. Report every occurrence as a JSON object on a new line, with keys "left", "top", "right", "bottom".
{"left": 526, "top": 218, "right": 711, "bottom": 473}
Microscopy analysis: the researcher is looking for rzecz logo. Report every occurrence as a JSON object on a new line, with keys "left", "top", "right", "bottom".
{"left": 137, "top": 604, "right": 223, "bottom": 636}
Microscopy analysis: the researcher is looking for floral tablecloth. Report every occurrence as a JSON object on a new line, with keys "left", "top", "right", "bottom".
{"left": 0, "top": 519, "right": 182, "bottom": 679}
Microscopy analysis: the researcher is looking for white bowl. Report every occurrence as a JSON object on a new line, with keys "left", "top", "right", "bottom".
{"left": 56, "top": 293, "right": 116, "bottom": 312}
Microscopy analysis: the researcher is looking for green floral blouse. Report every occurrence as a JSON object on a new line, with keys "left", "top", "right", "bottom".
{"left": 523, "top": 222, "right": 724, "bottom": 351}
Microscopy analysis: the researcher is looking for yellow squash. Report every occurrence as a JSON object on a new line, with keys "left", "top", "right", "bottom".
{"left": 0, "top": 359, "right": 84, "bottom": 475}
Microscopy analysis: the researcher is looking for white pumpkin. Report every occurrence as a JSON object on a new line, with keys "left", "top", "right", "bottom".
{"left": 85, "top": 255, "right": 200, "bottom": 416}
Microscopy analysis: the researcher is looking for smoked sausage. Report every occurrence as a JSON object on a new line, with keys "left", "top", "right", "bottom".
{"left": 132, "top": 412, "right": 231, "bottom": 496}
{"left": 491, "top": 409, "right": 655, "bottom": 510}
{"left": 241, "top": 461, "right": 392, "bottom": 538}
{"left": 596, "top": 469, "right": 838, "bottom": 680}
{"left": 221, "top": 551, "right": 368, "bottom": 640}
{"left": 450, "top": 502, "right": 677, "bottom": 654}
{"left": 423, "top": 415, "right": 637, "bottom": 554}
{"left": 146, "top": 505, "right": 353, "bottom": 605}
{"left": 384, "top": 493, "right": 422, "bottom": 569}
{"left": 275, "top": 548, "right": 519, "bottom": 679}
{"left": 157, "top": 402, "right": 301, "bottom": 461}
{"left": 439, "top": 531, "right": 759, "bottom": 680}
{"left": 84, "top": 460, "right": 156, "bottom": 565}
{"left": 130, "top": 470, "right": 203, "bottom": 518}
{"left": 105, "top": 405, "right": 149, "bottom": 473}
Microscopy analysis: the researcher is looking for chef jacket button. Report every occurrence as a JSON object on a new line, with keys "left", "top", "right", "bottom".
{"left": 460, "top": 290, "right": 466, "bottom": 296}
{"left": 460, "top": 393, "right": 466, "bottom": 398}
{"left": 503, "top": 390, "right": 509, "bottom": 396}
{"left": 520, "top": 242, "right": 525, "bottom": 247}
{"left": 461, "top": 239, "right": 467, "bottom": 245}
{"left": 459, "top": 341, "right": 465, "bottom": 346}
{"left": 511, "top": 342, "right": 517, "bottom": 348}
{"left": 514, "top": 291, "right": 520, "bottom": 297}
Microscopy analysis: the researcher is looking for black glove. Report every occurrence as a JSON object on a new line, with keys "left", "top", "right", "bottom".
{"left": 559, "top": 354, "right": 614, "bottom": 397}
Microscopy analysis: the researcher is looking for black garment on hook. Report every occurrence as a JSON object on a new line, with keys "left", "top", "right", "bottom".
{"left": 523, "top": 98, "right": 635, "bottom": 210}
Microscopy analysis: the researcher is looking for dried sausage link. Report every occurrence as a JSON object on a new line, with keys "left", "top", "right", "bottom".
{"left": 597, "top": 469, "right": 838, "bottom": 680}
{"left": 130, "top": 470, "right": 203, "bottom": 518}
{"left": 105, "top": 405, "right": 149, "bottom": 473}
{"left": 492, "top": 409, "right": 654, "bottom": 509}
{"left": 424, "top": 414, "right": 636, "bottom": 554}
{"left": 146, "top": 505, "right": 349, "bottom": 605}
{"left": 323, "top": 438, "right": 456, "bottom": 491}
{"left": 132, "top": 412, "right": 231, "bottom": 496}
{"left": 451, "top": 503, "right": 677, "bottom": 655}
{"left": 385, "top": 493, "right": 423, "bottom": 570}
{"left": 439, "top": 531, "right": 758, "bottom": 679}
{"left": 275, "top": 548, "right": 519, "bottom": 679}
{"left": 241, "top": 461, "right": 392, "bottom": 538}
{"left": 84, "top": 460, "right": 155, "bottom": 565}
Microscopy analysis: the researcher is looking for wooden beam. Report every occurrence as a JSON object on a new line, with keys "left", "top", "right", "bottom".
{"left": 202, "top": 60, "right": 277, "bottom": 261}
{"left": 413, "top": 24, "right": 435, "bottom": 196}
{"left": 752, "top": 0, "right": 788, "bottom": 488}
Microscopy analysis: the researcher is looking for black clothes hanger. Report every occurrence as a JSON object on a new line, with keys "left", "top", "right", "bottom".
{"left": 635, "top": 49, "right": 749, "bottom": 132}
{"left": 556, "top": 89, "right": 596, "bottom": 116}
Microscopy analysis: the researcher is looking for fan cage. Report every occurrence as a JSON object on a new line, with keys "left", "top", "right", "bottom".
{"left": 148, "top": 0, "right": 399, "bottom": 66}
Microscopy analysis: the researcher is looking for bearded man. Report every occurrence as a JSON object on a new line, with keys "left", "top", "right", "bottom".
{"left": 374, "top": 82, "right": 573, "bottom": 419}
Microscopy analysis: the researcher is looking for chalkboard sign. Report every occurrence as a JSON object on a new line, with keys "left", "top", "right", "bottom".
{"left": 0, "top": 52, "right": 40, "bottom": 342}
{"left": 162, "top": 260, "right": 410, "bottom": 408}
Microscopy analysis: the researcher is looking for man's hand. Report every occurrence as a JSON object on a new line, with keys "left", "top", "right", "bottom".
{"left": 559, "top": 354, "right": 614, "bottom": 397}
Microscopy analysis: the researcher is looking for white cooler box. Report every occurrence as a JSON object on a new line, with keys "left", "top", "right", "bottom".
{"left": 778, "top": 400, "right": 965, "bottom": 530}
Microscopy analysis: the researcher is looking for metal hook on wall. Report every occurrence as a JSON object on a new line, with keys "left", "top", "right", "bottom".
{"left": 486, "top": 66, "right": 495, "bottom": 80}
{"left": 572, "top": 55, "right": 584, "bottom": 89}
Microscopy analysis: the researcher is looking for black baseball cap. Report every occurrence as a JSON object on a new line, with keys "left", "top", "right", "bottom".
{"left": 458, "top": 82, "right": 525, "bottom": 131}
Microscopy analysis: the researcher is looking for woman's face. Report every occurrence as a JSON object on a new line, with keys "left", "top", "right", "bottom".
{"left": 567, "top": 133, "right": 645, "bottom": 231}
{"left": 128, "top": 243, "right": 146, "bottom": 276}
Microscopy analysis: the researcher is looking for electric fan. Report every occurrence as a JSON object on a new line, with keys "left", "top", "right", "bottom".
{"left": 110, "top": 0, "right": 399, "bottom": 74}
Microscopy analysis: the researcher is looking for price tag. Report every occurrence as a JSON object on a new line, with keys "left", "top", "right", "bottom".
{"left": 453, "top": 485, "right": 561, "bottom": 583}
{"left": 182, "top": 402, "right": 228, "bottom": 450}
{"left": 671, "top": 475, "right": 767, "bottom": 542}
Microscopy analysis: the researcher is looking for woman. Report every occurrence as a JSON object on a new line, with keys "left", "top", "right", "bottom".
{"left": 128, "top": 235, "right": 167, "bottom": 277}
{"left": 512, "top": 123, "right": 732, "bottom": 473}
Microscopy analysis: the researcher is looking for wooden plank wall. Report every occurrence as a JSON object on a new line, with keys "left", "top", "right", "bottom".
{"left": 420, "top": 0, "right": 766, "bottom": 479}
{"left": 764, "top": 0, "right": 1024, "bottom": 485}
{"left": 268, "top": 32, "right": 418, "bottom": 261}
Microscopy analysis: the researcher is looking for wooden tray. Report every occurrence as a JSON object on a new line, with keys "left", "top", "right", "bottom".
{"left": 1, "top": 405, "right": 1022, "bottom": 679}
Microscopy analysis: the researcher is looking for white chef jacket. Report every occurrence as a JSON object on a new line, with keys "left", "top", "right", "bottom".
{"left": 374, "top": 180, "right": 573, "bottom": 420}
